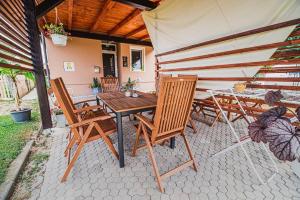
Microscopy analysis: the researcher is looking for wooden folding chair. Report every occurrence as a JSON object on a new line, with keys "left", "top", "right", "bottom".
{"left": 100, "top": 76, "right": 120, "bottom": 93}
{"left": 178, "top": 74, "right": 199, "bottom": 133}
{"left": 193, "top": 98, "right": 222, "bottom": 127}
{"left": 50, "top": 78, "right": 119, "bottom": 182}
{"left": 132, "top": 76, "right": 198, "bottom": 192}
{"left": 57, "top": 77, "right": 102, "bottom": 119}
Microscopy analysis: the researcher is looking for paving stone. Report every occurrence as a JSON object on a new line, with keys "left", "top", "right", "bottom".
{"left": 36, "top": 117, "right": 300, "bottom": 200}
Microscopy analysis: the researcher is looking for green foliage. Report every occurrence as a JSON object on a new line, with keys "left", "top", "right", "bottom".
{"left": 0, "top": 111, "right": 40, "bottom": 184}
{"left": 43, "top": 23, "right": 67, "bottom": 35}
{"left": 0, "top": 58, "right": 34, "bottom": 81}
{"left": 90, "top": 77, "right": 100, "bottom": 88}
{"left": 124, "top": 77, "right": 136, "bottom": 91}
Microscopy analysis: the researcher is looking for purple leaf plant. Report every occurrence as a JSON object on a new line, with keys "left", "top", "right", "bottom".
{"left": 248, "top": 90, "right": 300, "bottom": 162}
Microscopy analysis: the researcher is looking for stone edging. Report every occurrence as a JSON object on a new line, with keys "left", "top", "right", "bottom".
{"left": 0, "top": 125, "right": 43, "bottom": 200}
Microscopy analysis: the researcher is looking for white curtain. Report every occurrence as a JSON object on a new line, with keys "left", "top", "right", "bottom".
{"left": 142, "top": 0, "right": 300, "bottom": 98}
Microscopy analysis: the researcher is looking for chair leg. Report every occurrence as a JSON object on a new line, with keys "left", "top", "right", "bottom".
{"left": 61, "top": 124, "right": 93, "bottom": 182}
{"left": 132, "top": 122, "right": 142, "bottom": 157}
{"left": 94, "top": 123, "right": 119, "bottom": 160}
{"left": 64, "top": 136, "right": 76, "bottom": 157}
{"left": 210, "top": 110, "right": 221, "bottom": 127}
{"left": 189, "top": 117, "right": 197, "bottom": 134}
{"left": 181, "top": 132, "right": 197, "bottom": 172}
{"left": 142, "top": 125, "right": 164, "bottom": 193}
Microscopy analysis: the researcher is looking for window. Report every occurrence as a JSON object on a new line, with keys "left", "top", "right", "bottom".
{"left": 130, "top": 47, "right": 144, "bottom": 72}
{"left": 102, "top": 43, "right": 116, "bottom": 51}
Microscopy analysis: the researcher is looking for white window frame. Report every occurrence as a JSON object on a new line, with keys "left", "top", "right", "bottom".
{"left": 130, "top": 46, "right": 145, "bottom": 72}
{"left": 101, "top": 42, "right": 118, "bottom": 77}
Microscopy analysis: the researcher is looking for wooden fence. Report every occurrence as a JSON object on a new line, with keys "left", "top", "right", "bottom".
{"left": 0, "top": 75, "right": 35, "bottom": 100}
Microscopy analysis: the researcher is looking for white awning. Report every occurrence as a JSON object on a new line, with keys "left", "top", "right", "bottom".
{"left": 142, "top": 0, "right": 300, "bottom": 97}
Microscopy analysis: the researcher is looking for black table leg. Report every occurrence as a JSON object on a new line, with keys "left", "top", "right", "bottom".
{"left": 96, "top": 96, "right": 100, "bottom": 105}
{"left": 116, "top": 112, "right": 125, "bottom": 168}
{"left": 170, "top": 137, "right": 175, "bottom": 149}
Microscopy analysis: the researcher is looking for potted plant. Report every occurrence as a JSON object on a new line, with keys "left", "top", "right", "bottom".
{"left": 43, "top": 23, "right": 68, "bottom": 46}
{"left": 0, "top": 61, "right": 35, "bottom": 122}
{"left": 90, "top": 77, "right": 101, "bottom": 95}
{"left": 248, "top": 90, "right": 300, "bottom": 177}
{"left": 124, "top": 77, "right": 136, "bottom": 97}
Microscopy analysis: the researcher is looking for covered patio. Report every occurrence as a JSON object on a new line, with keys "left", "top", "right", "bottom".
{"left": 1, "top": 0, "right": 300, "bottom": 199}
{"left": 38, "top": 115, "right": 299, "bottom": 200}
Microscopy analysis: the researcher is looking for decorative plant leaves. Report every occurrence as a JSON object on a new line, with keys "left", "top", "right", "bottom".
{"left": 257, "top": 106, "right": 289, "bottom": 127}
{"left": 264, "top": 90, "right": 283, "bottom": 106}
{"left": 248, "top": 121, "right": 267, "bottom": 143}
{"left": 296, "top": 107, "right": 300, "bottom": 121}
{"left": 266, "top": 119, "right": 300, "bottom": 161}
{"left": 247, "top": 90, "right": 300, "bottom": 162}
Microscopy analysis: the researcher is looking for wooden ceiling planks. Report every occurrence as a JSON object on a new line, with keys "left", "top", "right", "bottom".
{"left": 98, "top": 3, "right": 135, "bottom": 33}
{"left": 36, "top": 0, "right": 155, "bottom": 43}
{"left": 67, "top": 0, "right": 73, "bottom": 30}
{"left": 107, "top": 8, "right": 141, "bottom": 35}
{"left": 90, "top": 0, "right": 116, "bottom": 32}
{"left": 125, "top": 25, "right": 146, "bottom": 38}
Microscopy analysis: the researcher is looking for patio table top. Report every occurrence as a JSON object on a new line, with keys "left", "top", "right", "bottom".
{"left": 97, "top": 91, "right": 157, "bottom": 113}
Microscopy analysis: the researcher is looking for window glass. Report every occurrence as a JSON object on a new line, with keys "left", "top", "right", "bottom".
{"left": 131, "top": 49, "right": 144, "bottom": 71}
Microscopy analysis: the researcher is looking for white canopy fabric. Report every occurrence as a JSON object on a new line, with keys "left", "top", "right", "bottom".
{"left": 142, "top": 0, "right": 300, "bottom": 98}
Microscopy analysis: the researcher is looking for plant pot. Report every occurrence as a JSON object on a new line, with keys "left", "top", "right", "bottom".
{"left": 125, "top": 91, "right": 131, "bottom": 97}
{"left": 51, "top": 34, "right": 67, "bottom": 46}
{"left": 92, "top": 87, "right": 100, "bottom": 95}
{"left": 10, "top": 108, "right": 32, "bottom": 123}
{"left": 291, "top": 161, "right": 300, "bottom": 178}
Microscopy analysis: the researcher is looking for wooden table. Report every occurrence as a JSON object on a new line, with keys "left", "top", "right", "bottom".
{"left": 97, "top": 91, "right": 157, "bottom": 168}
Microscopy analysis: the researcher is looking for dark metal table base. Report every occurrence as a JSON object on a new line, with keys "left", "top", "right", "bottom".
{"left": 97, "top": 96, "right": 175, "bottom": 168}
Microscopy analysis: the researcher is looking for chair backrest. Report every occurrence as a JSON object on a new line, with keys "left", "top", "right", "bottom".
{"left": 50, "top": 78, "right": 79, "bottom": 125}
{"left": 100, "top": 77, "right": 119, "bottom": 93}
{"left": 152, "top": 77, "right": 197, "bottom": 142}
{"left": 57, "top": 77, "right": 76, "bottom": 111}
{"left": 178, "top": 74, "right": 198, "bottom": 78}
{"left": 156, "top": 74, "right": 172, "bottom": 95}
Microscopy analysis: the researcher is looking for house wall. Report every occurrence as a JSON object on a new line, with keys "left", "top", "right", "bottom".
{"left": 46, "top": 37, "right": 155, "bottom": 97}
{"left": 118, "top": 44, "right": 155, "bottom": 92}
{"left": 46, "top": 37, "right": 103, "bottom": 96}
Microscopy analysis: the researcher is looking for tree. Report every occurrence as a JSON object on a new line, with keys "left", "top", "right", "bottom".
{"left": 0, "top": 59, "right": 35, "bottom": 111}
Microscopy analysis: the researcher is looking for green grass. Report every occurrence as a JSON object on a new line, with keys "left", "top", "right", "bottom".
{"left": 0, "top": 111, "right": 40, "bottom": 184}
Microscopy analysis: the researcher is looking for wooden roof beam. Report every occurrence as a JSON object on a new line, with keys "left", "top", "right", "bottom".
{"left": 90, "top": 0, "right": 116, "bottom": 32}
{"left": 68, "top": 0, "right": 73, "bottom": 30}
{"left": 138, "top": 34, "right": 149, "bottom": 40}
{"left": 36, "top": 0, "right": 65, "bottom": 19}
{"left": 113, "top": 0, "right": 157, "bottom": 10}
{"left": 125, "top": 25, "right": 146, "bottom": 37}
{"left": 68, "top": 30, "right": 152, "bottom": 46}
{"left": 108, "top": 9, "right": 140, "bottom": 35}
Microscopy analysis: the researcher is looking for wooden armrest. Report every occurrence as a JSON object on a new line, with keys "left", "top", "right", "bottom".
{"left": 134, "top": 114, "right": 155, "bottom": 130}
{"left": 73, "top": 98, "right": 97, "bottom": 105}
{"left": 70, "top": 115, "right": 112, "bottom": 128}
{"left": 74, "top": 105, "right": 103, "bottom": 113}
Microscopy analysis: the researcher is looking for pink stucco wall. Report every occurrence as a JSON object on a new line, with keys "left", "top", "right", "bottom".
{"left": 46, "top": 37, "right": 155, "bottom": 96}
{"left": 46, "top": 37, "right": 103, "bottom": 96}
{"left": 118, "top": 44, "right": 155, "bottom": 92}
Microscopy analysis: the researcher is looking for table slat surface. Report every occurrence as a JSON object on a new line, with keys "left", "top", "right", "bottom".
{"left": 98, "top": 91, "right": 157, "bottom": 113}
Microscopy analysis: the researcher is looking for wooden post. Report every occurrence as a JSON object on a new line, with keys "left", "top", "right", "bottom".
{"left": 24, "top": 0, "right": 52, "bottom": 129}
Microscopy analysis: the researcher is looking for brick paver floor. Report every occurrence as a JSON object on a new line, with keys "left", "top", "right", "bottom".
{"left": 38, "top": 114, "right": 300, "bottom": 200}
